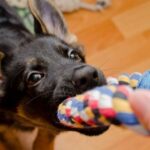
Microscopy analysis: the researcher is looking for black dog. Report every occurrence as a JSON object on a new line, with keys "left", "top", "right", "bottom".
{"left": 0, "top": 0, "right": 108, "bottom": 149}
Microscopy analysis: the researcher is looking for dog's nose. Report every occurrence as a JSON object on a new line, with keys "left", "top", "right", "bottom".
{"left": 72, "top": 66, "right": 105, "bottom": 91}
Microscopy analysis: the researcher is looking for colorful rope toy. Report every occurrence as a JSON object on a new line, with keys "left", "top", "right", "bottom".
{"left": 57, "top": 70, "right": 150, "bottom": 135}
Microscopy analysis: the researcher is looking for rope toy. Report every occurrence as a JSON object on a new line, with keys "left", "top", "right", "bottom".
{"left": 57, "top": 70, "right": 150, "bottom": 135}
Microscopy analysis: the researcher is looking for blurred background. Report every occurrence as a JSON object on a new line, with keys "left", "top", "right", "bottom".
{"left": 54, "top": 0, "right": 150, "bottom": 150}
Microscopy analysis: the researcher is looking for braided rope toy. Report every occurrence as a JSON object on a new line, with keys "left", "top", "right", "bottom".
{"left": 57, "top": 70, "right": 150, "bottom": 135}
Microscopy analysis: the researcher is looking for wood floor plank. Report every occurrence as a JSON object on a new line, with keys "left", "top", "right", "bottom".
{"left": 87, "top": 35, "right": 150, "bottom": 75}
{"left": 112, "top": 1, "right": 150, "bottom": 38}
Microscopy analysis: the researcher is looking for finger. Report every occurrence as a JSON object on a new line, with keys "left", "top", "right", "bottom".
{"left": 129, "top": 90, "right": 150, "bottom": 130}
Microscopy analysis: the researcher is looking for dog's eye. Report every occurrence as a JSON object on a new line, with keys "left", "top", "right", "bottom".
{"left": 27, "top": 72, "right": 44, "bottom": 86}
{"left": 68, "top": 49, "right": 81, "bottom": 60}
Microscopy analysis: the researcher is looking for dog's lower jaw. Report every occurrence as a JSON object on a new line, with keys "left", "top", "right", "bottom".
{"left": 50, "top": 107, "right": 110, "bottom": 136}
{"left": 52, "top": 119, "right": 110, "bottom": 136}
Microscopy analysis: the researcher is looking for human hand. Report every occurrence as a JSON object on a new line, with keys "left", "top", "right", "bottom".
{"left": 129, "top": 90, "right": 150, "bottom": 130}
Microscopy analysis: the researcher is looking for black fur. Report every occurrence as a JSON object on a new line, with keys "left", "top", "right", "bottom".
{"left": 0, "top": 0, "right": 109, "bottom": 136}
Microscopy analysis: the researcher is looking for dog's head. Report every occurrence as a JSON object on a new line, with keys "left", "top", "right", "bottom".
{"left": 0, "top": 0, "right": 109, "bottom": 135}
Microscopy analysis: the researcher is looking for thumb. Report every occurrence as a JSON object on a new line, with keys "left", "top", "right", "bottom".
{"left": 128, "top": 90, "right": 150, "bottom": 130}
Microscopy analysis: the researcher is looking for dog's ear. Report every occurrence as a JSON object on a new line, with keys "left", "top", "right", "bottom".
{"left": 28, "top": 0, "right": 77, "bottom": 44}
{"left": 0, "top": 51, "right": 5, "bottom": 98}
{"left": 0, "top": 52, "right": 5, "bottom": 77}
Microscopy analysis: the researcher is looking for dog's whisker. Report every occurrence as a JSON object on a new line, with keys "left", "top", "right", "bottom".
{"left": 99, "top": 54, "right": 113, "bottom": 70}
{"left": 25, "top": 91, "right": 50, "bottom": 105}
{"left": 102, "top": 67, "right": 121, "bottom": 72}
{"left": 104, "top": 70, "right": 121, "bottom": 76}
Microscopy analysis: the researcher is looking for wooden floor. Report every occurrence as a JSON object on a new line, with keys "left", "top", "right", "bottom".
{"left": 54, "top": 0, "right": 150, "bottom": 150}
